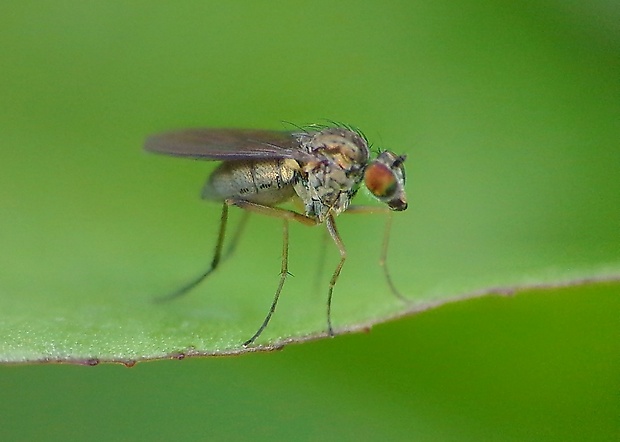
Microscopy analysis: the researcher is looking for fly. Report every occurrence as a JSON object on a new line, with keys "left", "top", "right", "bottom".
{"left": 145, "top": 124, "right": 408, "bottom": 346}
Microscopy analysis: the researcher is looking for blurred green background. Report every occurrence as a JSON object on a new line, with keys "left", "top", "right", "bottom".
{"left": 1, "top": 1, "right": 619, "bottom": 441}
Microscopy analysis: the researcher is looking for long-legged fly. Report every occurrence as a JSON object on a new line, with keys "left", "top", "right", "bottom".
{"left": 145, "top": 124, "right": 408, "bottom": 346}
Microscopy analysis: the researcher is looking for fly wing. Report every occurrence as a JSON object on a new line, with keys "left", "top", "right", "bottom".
{"left": 144, "top": 128, "right": 315, "bottom": 162}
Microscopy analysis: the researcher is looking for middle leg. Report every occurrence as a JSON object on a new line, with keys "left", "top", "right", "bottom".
{"left": 324, "top": 214, "right": 347, "bottom": 337}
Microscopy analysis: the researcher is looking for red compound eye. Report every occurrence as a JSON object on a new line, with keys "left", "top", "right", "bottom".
{"left": 365, "top": 162, "right": 397, "bottom": 198}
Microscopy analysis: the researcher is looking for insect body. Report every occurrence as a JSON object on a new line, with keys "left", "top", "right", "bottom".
{"left": 203, "top": 158, "right": 298, "bottom": 205}
{"left": 145, "top": 125, "right": 408, "bottom": 346}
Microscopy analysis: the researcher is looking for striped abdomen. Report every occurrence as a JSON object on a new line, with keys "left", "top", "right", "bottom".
{"left": 202, "top": 159, "right": 298, "bottom": 206}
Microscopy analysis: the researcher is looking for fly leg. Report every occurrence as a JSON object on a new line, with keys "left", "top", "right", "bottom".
{"left": 344, "top": 206, "right": 408, "bottom": 302}
{"left": 242, "top": 218, "right": 289, "bottom": 347}
{"left": 227, "top": 199, "right": 318, "bottom": 346}
{"left": 155, "top": 202, "right": 248, "bottom": 302}
{"left": 222, "top": 210, "right": 250, "bottom": 260}
{"left": 378, "top": 212, "right": 407, "bottom": 301}
{"left": 314, "top": 228, "right": 329, "bottom": 295}
{"left": 325, "top": 214, "right": 346, "bottom": 336}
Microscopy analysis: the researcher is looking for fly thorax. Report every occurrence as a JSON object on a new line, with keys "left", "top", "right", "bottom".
{"left": 293, "top": 127, "right": 370, "bottom": 221}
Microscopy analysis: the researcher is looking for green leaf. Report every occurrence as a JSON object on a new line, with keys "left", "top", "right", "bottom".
{"left": 1, "top": 1, "right": 619, "bottom": 365}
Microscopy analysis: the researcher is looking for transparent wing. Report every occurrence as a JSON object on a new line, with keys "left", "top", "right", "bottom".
{"left": 144, "top": 128, "right": 316, "bottom": 162}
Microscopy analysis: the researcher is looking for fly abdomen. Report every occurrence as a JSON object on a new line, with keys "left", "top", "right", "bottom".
{"left": 202, "top": 159, "right": 298, "bottom": 205}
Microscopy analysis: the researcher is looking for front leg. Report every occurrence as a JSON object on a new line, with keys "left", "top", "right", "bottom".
{"left": 343, "top": 205, "right": 408, "bottom": 301}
